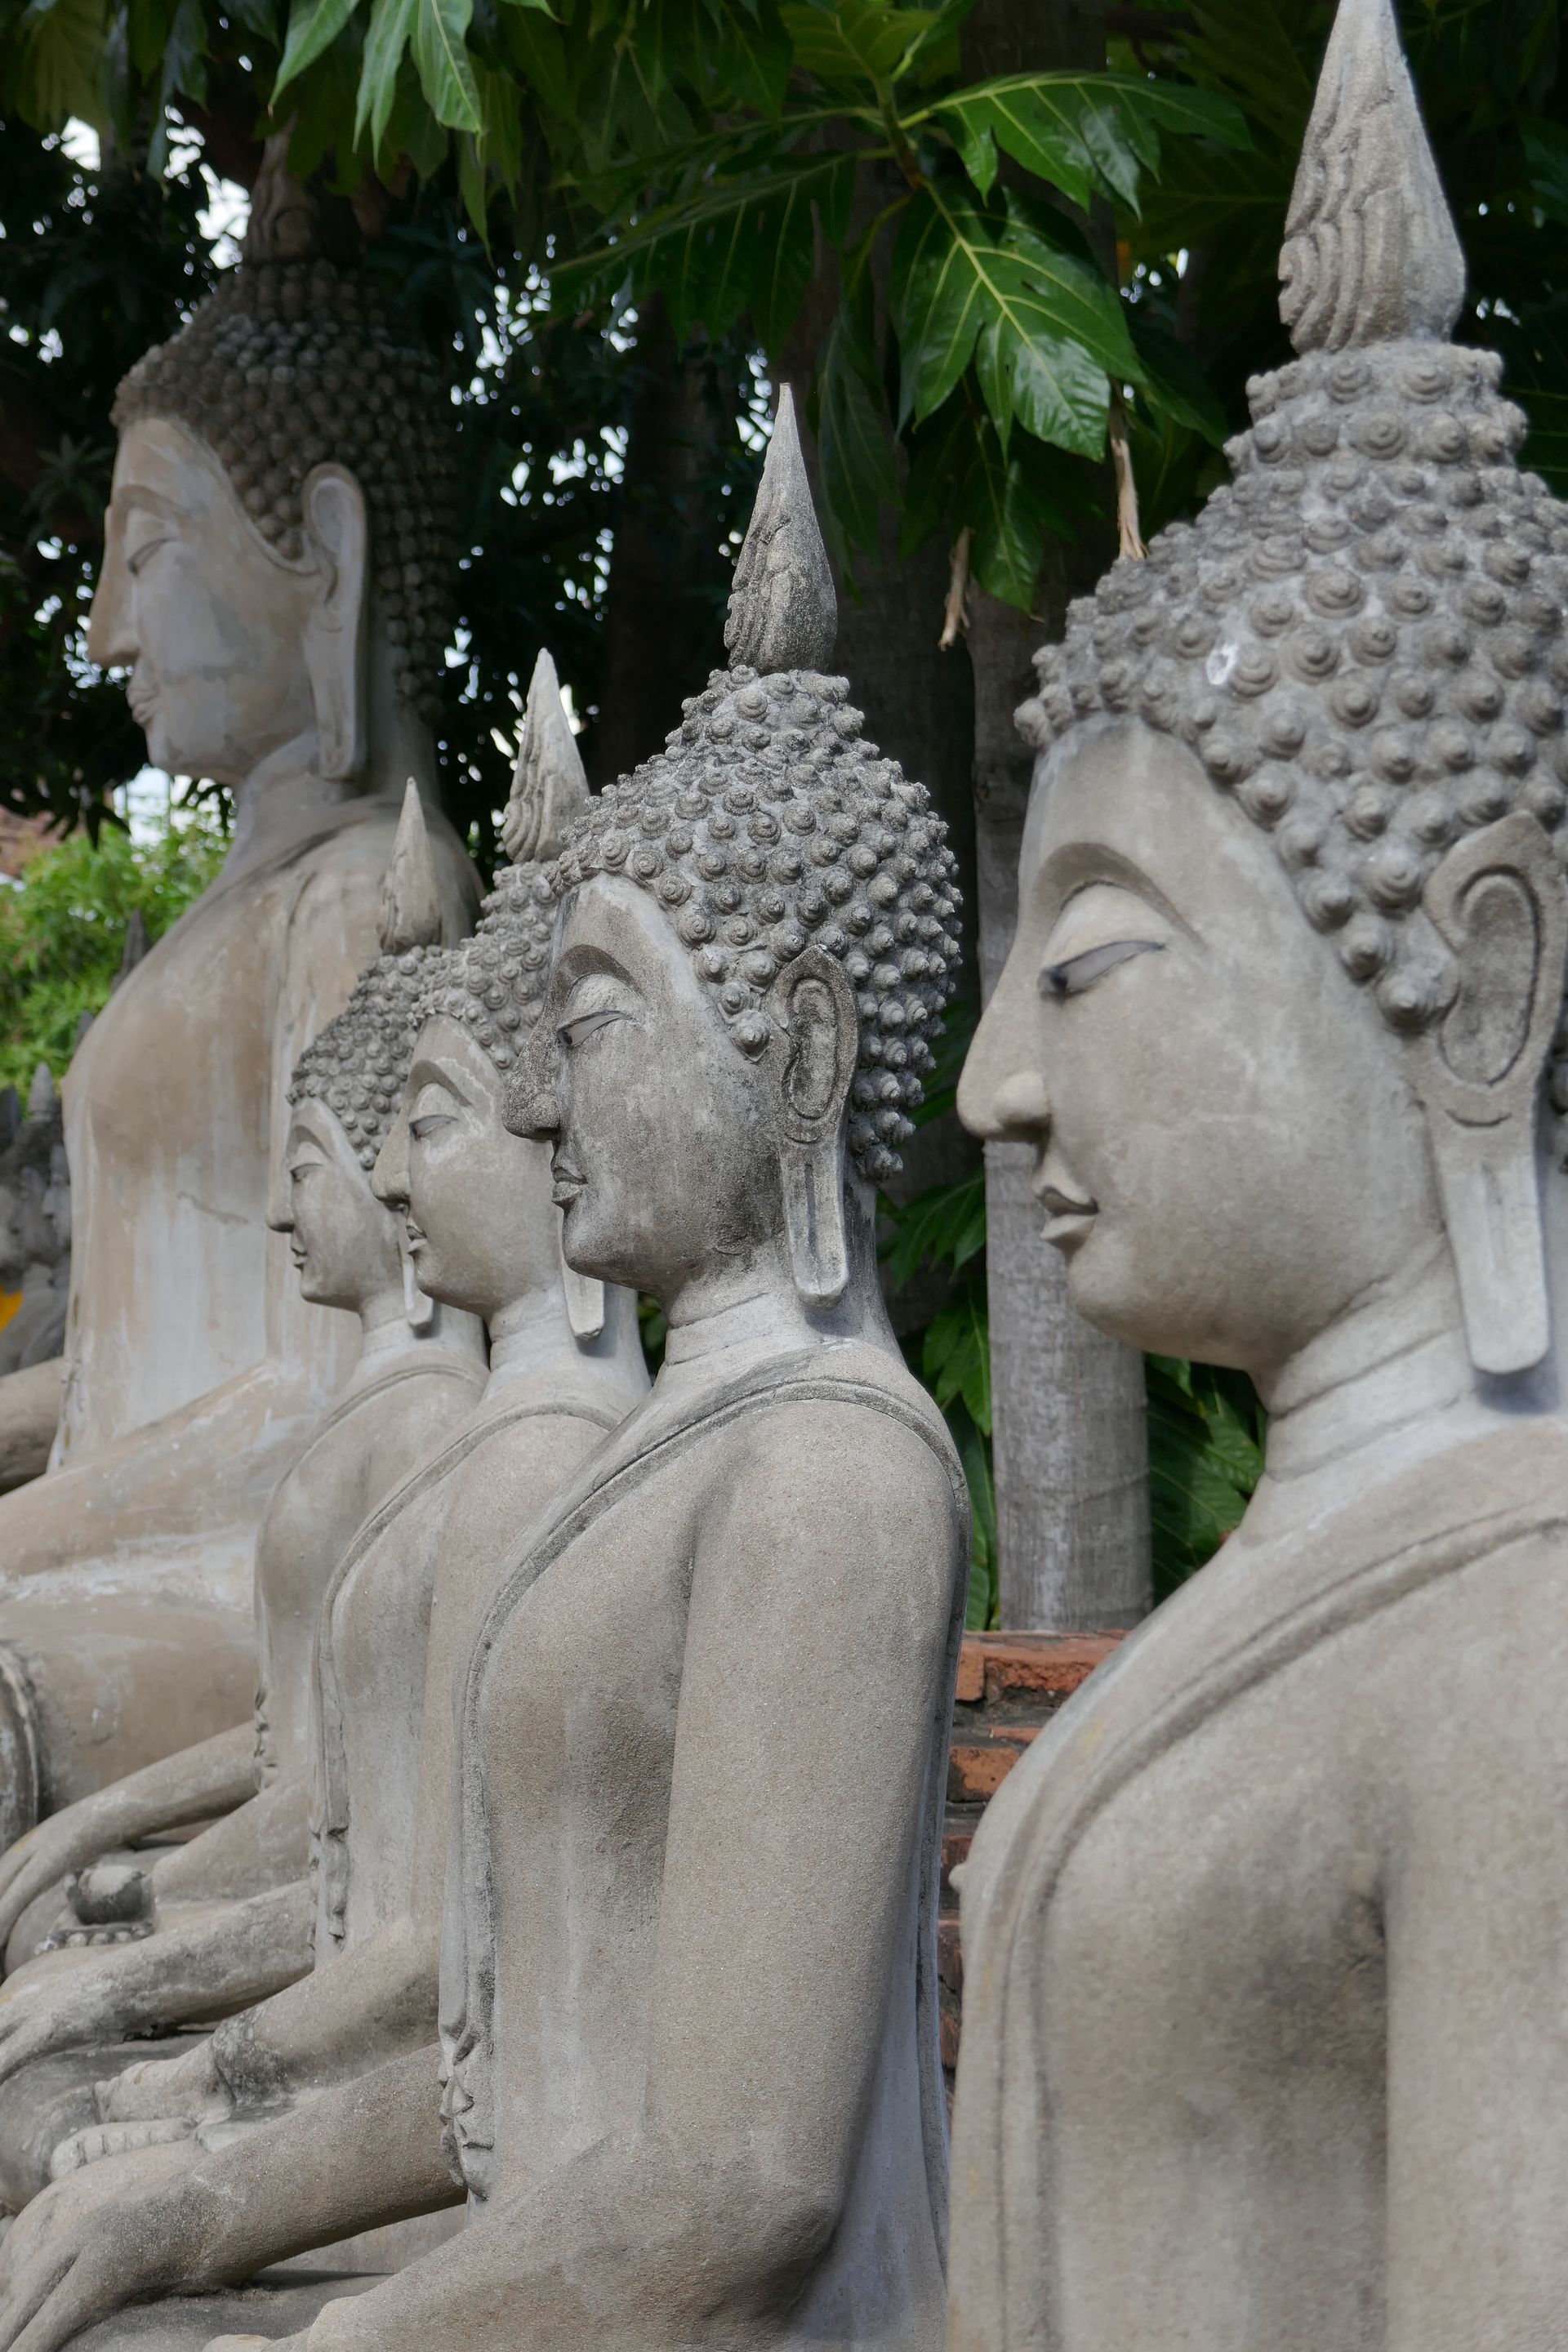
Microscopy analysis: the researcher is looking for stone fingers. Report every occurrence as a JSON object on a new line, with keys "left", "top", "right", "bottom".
{"left": 0, "top": 2238, "right": 82, "bottom": 2352}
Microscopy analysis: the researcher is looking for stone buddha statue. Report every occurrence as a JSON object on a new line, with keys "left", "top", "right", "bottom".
{"left": 0, "top": 136, "right": 479, "bottom": 1846}
{"left": 0, "top": 663, "right": 649, "bottom": 2345}
{"left": 0, "top": 413, "right": 972, "bottom": 2352}
{"left": 0, "top": 795, "right": 484, "bottom": 2171}
{"left": 945, "top": 4, "right": 1568, "bottom": 2347}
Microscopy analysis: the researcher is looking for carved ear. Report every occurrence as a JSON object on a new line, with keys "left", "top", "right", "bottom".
{"left": 767, "top": 945, "right": 858, "bottom": 1307}
{"left": 302, "top": 465, "right": 369, "bottom": 782}
{"left": 1412, "top": 810, "right": 1568, "bottom": 1375}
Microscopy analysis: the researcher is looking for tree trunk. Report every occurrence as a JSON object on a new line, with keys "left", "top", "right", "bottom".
{"left": 586, "top": 295, "right": 733, "bottom": 787}
{"left": 969, "top": 582, "right": 1151, "bottom": 1629}
{"left": 962, "top": 0, "right": 1152, "bottom": 1632}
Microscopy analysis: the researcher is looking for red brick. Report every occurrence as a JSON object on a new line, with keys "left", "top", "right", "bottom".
{"left": 954, "top": 1642, "right": 986, "bottom": 1704}
{"left": 970, "top": 1632, "right": 1121, "bottom": 1704}
{"left": 947, "top": 1726, "right": 1037, "bottom": 1803}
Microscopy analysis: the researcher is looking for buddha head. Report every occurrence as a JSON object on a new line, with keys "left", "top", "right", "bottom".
{"left": 274, "top": 784, "right": 448, "bottom": 1320}
{"left": 960, "top": 0, "right": 1568, "bottom": 1384}
{"left": 510, "top": 394, "right": 963, "bottom": 1317}
{"left": 376, "top": 654, "right": 621, "bottom": 1346}
{"left": 87, "top": 136, "right": 457, "bottom": 794}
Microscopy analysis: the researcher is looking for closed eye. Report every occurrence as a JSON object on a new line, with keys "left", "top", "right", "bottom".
{"left": 410, "top": 1114, "right": 457, "bottom": 1142}
{"left": 1040, "top": 938, "right": 1164, "bottom": 999}
{"left": 559, "top": 1009, "right": 632, "bottom": 1050}
{"left": 127, "top": 537, "right": 172, "bottom": 577}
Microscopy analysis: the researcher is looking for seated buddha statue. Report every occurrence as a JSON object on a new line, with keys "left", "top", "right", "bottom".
{"left": 0, "top": 793, "right": 484, "bottom": 2186}
{"left": 0, "top": 405, "right": 973, "bottom": 2352}
{"left": 0, "top": 134, "right": 479, "bottom": 1849}
{"left": 0, "top": 667, "right": 649, "bottom": 2342}
{"left": 944, "top": 5, "right": 1568, "bottom": 2347}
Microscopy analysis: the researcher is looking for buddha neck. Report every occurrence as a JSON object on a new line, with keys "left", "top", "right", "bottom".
{"left": 341, "top": 1291, "right": 484, "bottom": 1396}
{"left": 222, "top": 633, "right": 436, "bottom": 881}
{"left": 657, "top": 1218, "right": 899, "bottom": 1404}
{"left": 1250, "top": 1237, "right": 1520, "bottom": 1518}
{"left": 482, "top": 1285, "right": 592, "bottom": 1401}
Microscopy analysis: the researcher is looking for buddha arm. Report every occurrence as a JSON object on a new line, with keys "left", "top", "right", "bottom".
{"left": 299, "top": 1408, "right": 962, "bottom": 2352}
{"left": 149, "top": 1773, "right": 310, "bottom": 1906}
{"left": 0, "top": 1724, "right": 256, "bottom": 1954}
{"left": 1383, "top": 1566, "right": 1568, "bottom": 2350}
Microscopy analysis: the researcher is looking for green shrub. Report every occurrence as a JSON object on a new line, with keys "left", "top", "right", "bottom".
{"left": 0, "top": 816, "right": 226, "bottom": 1093}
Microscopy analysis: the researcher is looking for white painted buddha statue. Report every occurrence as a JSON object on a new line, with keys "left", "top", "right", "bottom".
{"left": 0, "top": 139, "right": 479, "bottom": 1848}
{"left": 947, "top": 6, "right": 1568, "bottom": 2346}
{"left": 0, "top": 793, "right": 484, "bottom": 2197}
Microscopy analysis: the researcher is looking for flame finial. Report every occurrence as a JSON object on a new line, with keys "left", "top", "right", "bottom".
{"left": 379, "top": 781, "right": 445, "bottom": 955}
{"left": 502, "top": 651, "right": 590, "bottom": 866}
{"left": 1280, "top": 0, "right": 1465, "bottom": 353}
{"left": 724, "top": 386, "right": 837, "bottom": 676}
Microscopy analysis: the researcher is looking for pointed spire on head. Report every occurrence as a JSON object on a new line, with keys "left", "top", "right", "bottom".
{"left": 724, "top": 386, "right": 837, "bottom": 677}
{"left": 1280, "top": 0, "right": 1464, "bottom": 354}
{"left": 502, "top": 651, "right": 590, "bottom": 866}
{"left": 241, "top": 131, "right": 329, "bottom": 266}
{"left": 26, "top": 1065, "right": 57, "bottom": 1125}
{"left": 379, "top": 781, "right": 445, "bottom": 955}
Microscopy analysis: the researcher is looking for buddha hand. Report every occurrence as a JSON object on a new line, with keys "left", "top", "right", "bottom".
{"left": 0, "top": 2143, "right": 205, "bottom": 2352}
{"left": 96, "top": 2037, "right": 227, "bottom": 2127}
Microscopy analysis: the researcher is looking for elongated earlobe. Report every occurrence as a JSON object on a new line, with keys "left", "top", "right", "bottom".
{"left": 768, "top": 947, "right": 859, "bottom": 1309}
{"left": 302, "top": 466, "right": 369, "bottom": 782}
{"left": 555, "top": 1207, "right": 606, "bottom": 1342}
{"left": 399, "top": 1226, "right": 434, "bottom": 1332}
{"left": 1414, "top": 811, "right": 1568, "bottom": 1375}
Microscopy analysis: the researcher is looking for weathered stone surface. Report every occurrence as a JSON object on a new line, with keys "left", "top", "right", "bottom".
{"left": 0, "top": 135, "right": 479, "bottom": 1831}
{"left": 949, "top": 4, "right": 1568, "bottom": 2345}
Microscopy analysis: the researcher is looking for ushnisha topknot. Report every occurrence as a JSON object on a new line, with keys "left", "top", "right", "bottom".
{"left": 1020, "top": 0, "right": 1568, "bottom": 1098}
{"left": 546, "top": 390, "right": 961, "bottom": 1187}
{"left": 288, "top": 784, "right": 450, "bottom": 1168}
{"left": 420, "top": 650, "right": 590, "bottom": 1071}
{"left": 112, "top": 136, "right": 457, "bottom": 726}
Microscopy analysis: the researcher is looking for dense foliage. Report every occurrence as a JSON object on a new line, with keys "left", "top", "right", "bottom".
{"left": 0, "top": 815, "right": 225, "bottom": 1091}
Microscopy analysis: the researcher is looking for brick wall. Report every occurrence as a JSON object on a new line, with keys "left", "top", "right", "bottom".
{"left": 939, "top": 1632, "right": 1124, "bottom": 2094}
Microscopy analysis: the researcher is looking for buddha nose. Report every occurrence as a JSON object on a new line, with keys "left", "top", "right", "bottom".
{"left": 372, "top": 1111, "right": 410, "bottom": 1208}
{"left": 503, "top": 1027, "right": 559, "bottom": 1141}
{"left": 86, "top": 541, "right": 135, "bottom": 668}
{"left": 263, "top": 1169, "right": 292, "bottom": 1233}
{"left": 958, "top": 968, "right": 1051, "bottom": 1144}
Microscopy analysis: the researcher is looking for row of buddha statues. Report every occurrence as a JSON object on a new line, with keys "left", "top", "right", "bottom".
{"left": 0, "top": 0, "right": 1563, "bottom": 2338}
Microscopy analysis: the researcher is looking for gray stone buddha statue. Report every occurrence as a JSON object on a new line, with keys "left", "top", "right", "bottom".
{"left": 0, "top": 414, "right": 971, "bottom": 2352}
{"left": 0, "top": 663, "right": 648, "bottom": 2347}
{"left": 0, "top": 791, "right": 484, "bottom": 2203}
{"left": 947, "top": 3, "right": 1568, "bottom": 2347}
{"left": 0, "top": 135, "right": 479, "bottom": 1849}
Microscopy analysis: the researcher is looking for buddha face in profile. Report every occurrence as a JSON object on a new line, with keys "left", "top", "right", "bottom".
{"left": 514, "top": 657, "right": 962, "bottom": 1315}
{"left": 88, "top": 418, "right": 354, "bottom": 788}
{"left": 962, "top": 336, "right": 1568, "bottom": 1387}
{"left": 85, "top": 187, "right": 456, "bottom": 788}
{"left": 267, "top": 1099, "right": 400, "bottom": 1313}
{"left": 376, "top": 1013, "right": 556, "bottom": 1324}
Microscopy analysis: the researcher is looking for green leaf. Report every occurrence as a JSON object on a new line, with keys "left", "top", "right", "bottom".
{"left": 817, "top": 305, "right": 898, "bottom": 563}
{"left": 924, "top": 1276, "right": 991, "bottom": 1432}
{"left": 892, "top": 184, "right": 1130, "bottom": 456}
{"left": 883, "top": 1168, "right": 986, "bottom": 1290}
{"left": 272, "top": 0, "right": 358, "bottom": 100}
{"left": 1522, "top": 118, "right": 1568, "bottom": 229}
{"left": 950, "top": 1402, "right": 997, "bottom": 1630}
{"left": 1186, "top": 0, "right": 1313, "bottom": 148}
{"left": 962, "top": 421, "right": 1070, "bottom": 606}
{"left": 354, "top": 0, "right": 415, "bottom": 149}
{"left": 1127, "top": 311, "right": 1226, "bottom": 443}
{"left": 781, "top": 0, "right": 945, "bottom": 87}
{"left": 411, "top": 0, "right": 481, "bottom": 131}
{"left": 9, "top": 0, "right": 110, "bottom": 129}
{"left": 932, "top": 72, "right": 1246, "bottom": 212}
{"left": 555, "top": 149, "right": 854, "bottom": 350}
{"left": 1145, "top": 1355, "right": 1265, "bottom": 1599}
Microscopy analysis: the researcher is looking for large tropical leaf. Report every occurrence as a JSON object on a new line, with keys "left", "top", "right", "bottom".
{"left": 7, "top": 0, "right": 109, "bottom": 127}
{"left": 410, "top": 0, "right": 482, "bottom": 131}
{"left": 555, "top": 149, "right": 855, "bottom": 347}
{"left": 933, "top": 71, "right": 1246, "bottom": 213}
{"left": 816, "top": 304, "right": 899, "bottom": 562}
{"left": 273, "top": 0, "right": 358, "bottom": 100}
{"left": 924, "top": 1274, "right": 991, "bottom": 1432}
{"left": 781, "top": 0, "right": 953, "bottom": 88}
{"left": 892, "top": 184, "right": 1134, "bottom": 454}
{"left": 354, "top": 0, "right": 416, "bottom": 149}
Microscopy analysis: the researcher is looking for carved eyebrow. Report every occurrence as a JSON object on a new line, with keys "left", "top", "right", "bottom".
{"left": 407, "top": 1054, "right": 474, "bottom": 1104}
{"left": 114, "top": 486, "right": 185, "bottom": 523}
{"left": 1040, "top": 938, "right": 1165, "bottom": 999}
